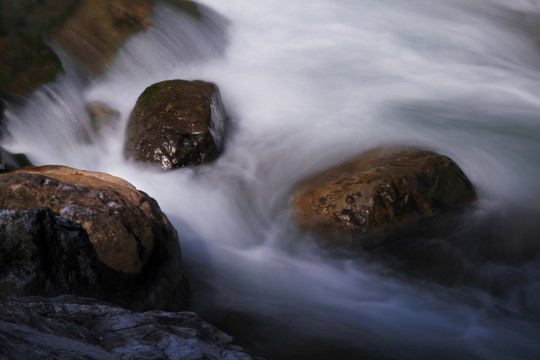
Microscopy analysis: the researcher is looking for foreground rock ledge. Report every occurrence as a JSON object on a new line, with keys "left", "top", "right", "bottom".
{"left": 0, "top": 296, "right": 256, "bottom": 360}
{"left": 291, "top": 147, "right": 477, "bottom": 244}
{"left": 0, "top": 165, "right": 189, "bottom": 311}
{"left": 124, "top": 79, "right": 227, "bottom": 170}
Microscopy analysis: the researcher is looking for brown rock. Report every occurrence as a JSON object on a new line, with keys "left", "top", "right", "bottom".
{"left": 0, "top": 0, "right": 75, "bottom": 95}
{"left": 52, "top": 0, "right": 153, "bottom": 75}
{"left": 0, "top": 165, "right": 189, "bottom": 311}
{"left": 0, "top": 35, "right": 62, "bottom": 96}
{"left": 85, "top": 101, "right": 121, "bottom": 134}
{"left": 124, "top": 79, "right": 226, "bottom": 170}
{"left": 291, "top": 147, "right": 477, "bottom": 244}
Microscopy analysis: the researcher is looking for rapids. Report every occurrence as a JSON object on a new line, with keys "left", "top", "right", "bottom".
{"left": 2, "top": 0, "right": 540, "bottom": 358}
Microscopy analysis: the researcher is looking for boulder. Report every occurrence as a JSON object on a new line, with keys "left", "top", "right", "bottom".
{"left": 0, "top": 208, "right": 100, "bottom": 298}
{"left": 85, "top": 101, "right": 121, "bottom": 134}
{"left": 291, "top": 147, "right": 477, "bottom": 245}
{"left": 0, "top": 296, "right": 257, "bottom": 360}
{"left": 52, "top": 0, "right": 154, "bottom": 76}
{"left": 0, "top": 33, "right": 62, "bottom": 96}
{"left": 0, "top": 165, "right": 190, "bottom": 311}
{"left": 124, "top": 79, "right": 227, "bottom": 170}
{"left": 0, "top": 0, "right": 76, "bottom": 95}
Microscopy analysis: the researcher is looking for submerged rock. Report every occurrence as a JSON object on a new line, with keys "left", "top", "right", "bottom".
{"left": 0, "top": 296, "right": 257, "bottom": 360}
{"left": 124, "top": 79, "right": 227, "bottom": 170}
{"left": 291, "top": 147, "right": 477, "bottom": 245}
{"left": 0, "top": 165, "right": 190, "bottom": 311}
{"left": 0, "top": 208, "right": 100, "bottom": 298}
{"left": 0, "top": 147, "right": 34, "bottom": 172}
{"left": 85, "top": 101, "right": 121, "bottom": 134}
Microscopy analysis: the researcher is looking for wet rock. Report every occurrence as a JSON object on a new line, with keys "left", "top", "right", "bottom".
{"left": 0, "top": 0, "right": 76, "bottom": 95}
{"left": 85, "top": 101, "right": 121, "bottom": 134}
{"left": 0, "top": 165, "right": 190, "bottom": 311}
{"left": 0, "top": 96, "right": 4, "bottom": 131}
{"left": 291, "top": 147, "right": 477, "bottom": 246}
{"left": 0, "top": 296, "right": 257, "bottom": 360}
{"left": 0, "top": 147, "right": 34, "bottom": 172}
{"left": 124, "top": 79, "right": 227, "bottom": 170}
{"left": 0, "top": 208, "right": 100, "bottom": 297}
{"left": 0, "top": 33, "right": 62, "bottom": 96}
{"left": 52, "top": 0, "right": 154, "bottom": 76}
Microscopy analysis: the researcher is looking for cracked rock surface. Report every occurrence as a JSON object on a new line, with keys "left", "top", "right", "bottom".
{"left": 0, "top": 296, "right": 256, "bottom": 360}
{"left": 0, "top": 166, "right": 189, "bottom": 311}
{"left": 0, "top": 208, "right": 100, "bottom": 298}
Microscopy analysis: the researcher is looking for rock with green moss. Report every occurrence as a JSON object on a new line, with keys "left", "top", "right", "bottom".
{"left": 124, "top": 79, "right": 227, "bottom": 170}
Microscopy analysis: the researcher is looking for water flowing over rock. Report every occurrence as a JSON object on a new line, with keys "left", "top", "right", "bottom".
{"left": 0, "top": 296, "right": 257, "bottom": 360}
{"left": 0, "top": 166, "right": 190, "bottom": 311}
{"left": 124, "top": 79, "right": 227, "bottom": 170}
{"left": 85, "top": 101, "right": 121, "bottom": 135}
{"left": 52, "top": 0, "right": 154, "bottom": 76}
{"left": 0, "top": 0, "right": 68, "bottom": 96}
{"left": 292, "top": 147, "right": 477, "bottom": 245}
{"left": 0, "top": 208, "right": 100, "bottom": 298}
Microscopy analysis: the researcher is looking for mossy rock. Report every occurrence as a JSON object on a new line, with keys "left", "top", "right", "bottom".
{"left": 124, "top": 79, "right": 227, "bottom": 170}
{"left": 0, "top": 33, "right": 62, "bottom": 96}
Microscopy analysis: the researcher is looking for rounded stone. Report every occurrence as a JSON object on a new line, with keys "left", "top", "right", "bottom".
{"left": 291, "top": 147, "right": 477, "bottom": 244}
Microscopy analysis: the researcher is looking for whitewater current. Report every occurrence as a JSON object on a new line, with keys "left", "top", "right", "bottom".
{"left": 3, "top": 0, "right": 540, "bottom": 359}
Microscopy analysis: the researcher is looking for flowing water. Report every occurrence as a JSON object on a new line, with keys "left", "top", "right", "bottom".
{"left": 3, "top": 0, "right": 540, "bottom": 358}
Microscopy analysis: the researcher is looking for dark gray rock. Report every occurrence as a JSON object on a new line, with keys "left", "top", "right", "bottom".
{"left": 0, "top": 147, "right": 33, "bottom": 171}
{"left": 0, "top": 208, "right": 100, "bottom": 297}
{"left": 0, "top": 296, "right": 257, "bottom": 360}
{"left": 124, "top": 79, "right": 227, "bottom": 170}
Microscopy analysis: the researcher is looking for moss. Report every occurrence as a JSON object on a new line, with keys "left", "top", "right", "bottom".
{"left": 137, "top": 81, "right": 165, "bottom": 109}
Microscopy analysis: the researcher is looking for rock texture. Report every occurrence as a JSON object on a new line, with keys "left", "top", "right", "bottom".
{"left": 124, "top": 79, "right": 226, "bottom": 170}
{"left": 0, "top": 296, "right": 257, "bottom": 360}
{"left": 52, "top": 0, "right": 153, "bottom": 76}
{"left": 292, "top": 147, "right": 477, "bottom": 244}
{"left": 0, "top": 165, "right": 189, "bottom": 311}
{"left": 0, "top": 208, "right": 100, "bottom": 298}
{"left": 85, "top": 101, "right": 121, "bottom": 134}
